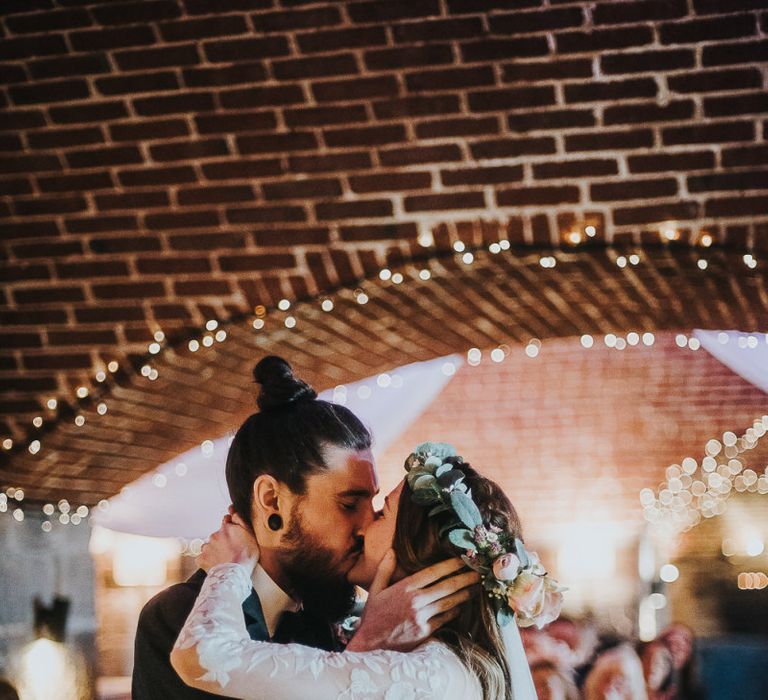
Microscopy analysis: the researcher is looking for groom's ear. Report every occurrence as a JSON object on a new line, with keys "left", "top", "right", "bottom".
{"left": 252, "top": 474, "right": 286, "bottom": 545}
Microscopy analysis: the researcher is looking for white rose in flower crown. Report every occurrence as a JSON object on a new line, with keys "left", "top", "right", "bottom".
{"left": 492, "top": 553, "right": 521, "bottom": 582}
{"left": 506, "top": 570, "right": 546, "bottom": 624}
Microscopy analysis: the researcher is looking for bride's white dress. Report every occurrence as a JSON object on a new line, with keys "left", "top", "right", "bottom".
{"left": 174, "top": 563, "right": 536, "bottom": 700}
{"left": 174, "top": 563, "right": 481, "bottom": 699}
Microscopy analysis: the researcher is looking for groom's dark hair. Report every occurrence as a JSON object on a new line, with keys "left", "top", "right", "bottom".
{"left": 226, "top": 356, "right": 372, "bottom": 527}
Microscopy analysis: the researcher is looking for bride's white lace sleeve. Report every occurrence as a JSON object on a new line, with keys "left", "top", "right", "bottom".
{"left": 171, "top": 563, "right": 481, "bottom": 700}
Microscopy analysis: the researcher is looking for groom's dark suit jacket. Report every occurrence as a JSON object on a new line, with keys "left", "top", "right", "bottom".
{"left": 132, "top": 569, "right": 340, "bottom": 700}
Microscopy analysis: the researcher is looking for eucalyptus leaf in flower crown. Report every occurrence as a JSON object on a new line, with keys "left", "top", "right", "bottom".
{"left": 404, "top": 441, "right": 566, "bottom": 629}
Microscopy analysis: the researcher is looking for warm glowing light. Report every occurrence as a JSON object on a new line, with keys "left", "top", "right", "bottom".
{"left": 417, "top": 231, "right": 434, "bottom": 247}
{"left": 580, "top": 334, "right": 594, "bottom": 348}
{"left": 202, "top": 335, "right": 213, "bottom": 347}
{"left": 391, "top": 273, "right": 404, "bottom": 284}
{"left": 698, "top": 259, "right": 708, "bottom": 270}
{"left": 76, "top": 387, "right": 88, "bottom": 399}
{"left": 356, "top": 292, "right": 369, "bottom": 304}
{"left": 700, "top": 233, "right": 713, "bottom": 247}
{"left": 675, "top": 334, "right": 688, "bottom": 348}
{"left": 252, "top": 319, "right": 264, "bottom": 330}
{"left": 566, "top": 231, "right": 582, "bottom": 245}
{"left": 462, "top": 252, "right": 474, "bottom": 265}
{"left": 95, "top": 370, "right": 106, "bottom": 382}
{"left": 379, "top": 268, "right": 392, "bottom": 281}
{"left": 188, "top": 339, "right": 200, "bottom": 351}
{"left": 47, "top": 398, "right": 58, "bottom": 410}
{"left": 467, "top": 348, "right": 481, "bottom": 366}
{"left": 746, "top": 537, "right": 765, "bottom": 557}
{"left": 111, "top": 532, "right": 180, "bottom": 586}
{"left": 284, "top": 316, "right": 296, "bottom": 329}
{"left": 154, "top": 330, "right": 165, "bottom": 342}
{"left": 489, "top": 242, "right": 501, "bottom": 254}
{"left": 320, "top": 298, "right": 334, "bottom": 312}
{"left": 206, "top": 319, "right": 218, "bottom": 331}
{"left": 585, "top": 225, "right": 597, "bottom": 237}
{"left": 148, "top": 342, "right": 161, "bottom": 354}
{"left": 453, "top": 241, "right": 465, "bottom": 252}
{"left": 278, "top": 299, "right": 290, "bottom": 311}
{"left": 29, "top": 440, "right": 41, "bottom": 455}
{"left": 2, "top": 438, "right": 12, "bottom": 450}
{"left": 356, "top": 385, "right": 372, "bottom": 400}
{"left": 107, "top": 361, "right": 119, "bottom": 373}
{"left": 419, "top": 269, "right": 431, "bottom": 280}
{"left": 660, "top": 564, "right": 679, "bottom": 583}
{"left": 662, "top": 224, "right": 679, "bottom": 241}
{"left": 97, "top": 402, "right": 107, "bottom": 415}
{"left": 201, "top": 440, "right": 214, "bottom": 455}
{"left": 43, "top": 504, "right": 54, "bottom": 516}
{"left": 642, "top": 332, "right": 655, "bottom": 346}
{"left": 13, "top": 638, "right": 86, "bottom": 700}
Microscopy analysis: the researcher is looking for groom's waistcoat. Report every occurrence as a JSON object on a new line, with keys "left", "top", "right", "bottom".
{"left": 132, "top": 569, "right": 340, "bottom": 700}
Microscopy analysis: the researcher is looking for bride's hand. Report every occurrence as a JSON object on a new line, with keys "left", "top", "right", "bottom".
{"left": 197, "top": 510, "right": 259, "bottom": 574}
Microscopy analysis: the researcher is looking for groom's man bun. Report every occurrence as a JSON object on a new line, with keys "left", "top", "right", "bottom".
{"left": 253, "top": 355, "right": 317, "bottom": 410}
{"left": 226, "top": 355, "right": 372, "bottom": 527}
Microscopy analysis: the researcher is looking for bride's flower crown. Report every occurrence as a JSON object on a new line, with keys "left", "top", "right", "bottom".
{"left": 405, "top": 442, "right": 565, "bottom": 629}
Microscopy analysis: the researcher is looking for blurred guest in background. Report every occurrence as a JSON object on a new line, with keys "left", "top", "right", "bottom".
{"left": 583, "top": 643, "right": 648, "bottom": 700}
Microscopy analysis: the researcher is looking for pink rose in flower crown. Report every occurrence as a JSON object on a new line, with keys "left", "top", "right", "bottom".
{"left": 506, "top": 570, "right": 546, "bottom": 626}
{"left": 533, "top": 578, "right": 565, "bottom": 629}
{"left": 492, "top": 552, "right": 521, "bottom": 582}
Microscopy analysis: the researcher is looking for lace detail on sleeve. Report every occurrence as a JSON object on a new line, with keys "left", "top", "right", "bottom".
{"left": 173, "top": 563, "right": 481, "bottom": 700}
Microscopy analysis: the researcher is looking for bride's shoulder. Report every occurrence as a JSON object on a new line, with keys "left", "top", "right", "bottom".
{"left": 414, "top": 640, "right": 483, "bottom": 693}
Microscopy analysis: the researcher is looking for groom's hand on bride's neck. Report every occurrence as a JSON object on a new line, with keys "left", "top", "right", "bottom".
{"left": 345, "top": 551, "right": 480, "bottom": 653}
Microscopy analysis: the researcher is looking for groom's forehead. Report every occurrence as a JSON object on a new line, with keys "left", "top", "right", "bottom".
{"left": 317, "top": 445, "right": 379, "bottom": 496}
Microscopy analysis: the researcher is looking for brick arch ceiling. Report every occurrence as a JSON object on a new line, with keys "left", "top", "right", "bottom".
{"left": 2, "top": 244, "right": 766, "bottom": 505}
{"left": 2, "top": 0, "right": 768, "bottom": 502}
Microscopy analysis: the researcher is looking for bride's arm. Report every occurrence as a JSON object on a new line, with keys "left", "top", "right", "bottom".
{"left": 171, "top": 563, "right": 479, "bottom": 700}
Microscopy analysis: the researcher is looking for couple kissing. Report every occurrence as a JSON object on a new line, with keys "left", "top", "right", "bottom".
{"left": 133, "top": 355, "right": 563, "bottom": 700}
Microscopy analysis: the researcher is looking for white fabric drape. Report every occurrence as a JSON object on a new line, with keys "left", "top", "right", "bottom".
{"left": 503, "top": 620, "right": 537, "bottom": 700}
{"left": 93, "top": 355, "right": 462, "bottom": 539}
{"left": 694, "top": 329, "right": 768, "bottom": 395}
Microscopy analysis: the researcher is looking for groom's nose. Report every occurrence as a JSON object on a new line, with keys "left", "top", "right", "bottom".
{"left": 356, "top": 501, "right": 375, "bottom": 534}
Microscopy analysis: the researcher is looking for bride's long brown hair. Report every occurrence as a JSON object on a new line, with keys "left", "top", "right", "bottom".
{"left": 392, "top": 459, "right": 522, "bottom": 700}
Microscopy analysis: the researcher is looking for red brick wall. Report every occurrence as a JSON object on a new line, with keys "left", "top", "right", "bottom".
{"left": 2, "top": 0, "right": 768, "bottom": 501}
{"left": 378, "top": 333, "right": 768, "bottom": 537}
{"left": 2, "top": 0, "right": 767, "bottom": 290}
{"left": 377, "top": 332, "right": 768, "bottom": 620}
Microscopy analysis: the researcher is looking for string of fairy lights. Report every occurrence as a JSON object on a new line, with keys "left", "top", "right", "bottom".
{"left": 641, "top": 416, "right": 768, "bottom": 534}
{"left": 1, "top": 222, "right": 764, "bottom": 534}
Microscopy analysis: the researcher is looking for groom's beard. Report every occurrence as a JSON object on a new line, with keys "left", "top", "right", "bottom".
{"left": 279, "top": 509, "right": 358, "bottom": 623}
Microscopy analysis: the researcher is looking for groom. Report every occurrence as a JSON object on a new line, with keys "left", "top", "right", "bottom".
{"left": 133, "top": 359, "right": 469, "bottom": 699}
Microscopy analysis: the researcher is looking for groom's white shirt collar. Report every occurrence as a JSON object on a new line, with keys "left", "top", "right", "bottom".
{"left": 251, "top": 564, "right": 301, "bottom": 637}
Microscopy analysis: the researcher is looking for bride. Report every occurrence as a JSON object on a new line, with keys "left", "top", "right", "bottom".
{"left": 171, "top": 442, "right": 564, "bottom": 699}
